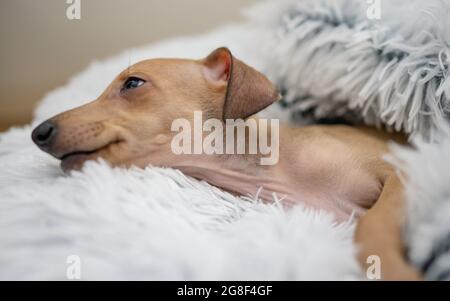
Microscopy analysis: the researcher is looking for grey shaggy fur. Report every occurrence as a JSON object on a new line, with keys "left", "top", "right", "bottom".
{"left": 388, "top": 127, "right": 450, "bottom": 280}
{"left": 258, "top": 0, "right": 450, "bottom": 140}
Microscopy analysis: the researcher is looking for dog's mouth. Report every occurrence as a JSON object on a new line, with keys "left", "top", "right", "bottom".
{"left": 61, "top": 149, "right": 101, "bottom": 161}
{"left": 60, "top": 140, "right": 122, "bottom": 170}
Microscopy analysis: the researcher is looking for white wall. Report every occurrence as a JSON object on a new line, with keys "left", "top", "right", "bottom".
{"left": 0, "top": 0, "right": 258, "bottom": 130}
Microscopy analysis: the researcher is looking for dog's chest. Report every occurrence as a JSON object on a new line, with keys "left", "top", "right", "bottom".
{"left": 280, "top": 141, "right": 383, "bottom": 221}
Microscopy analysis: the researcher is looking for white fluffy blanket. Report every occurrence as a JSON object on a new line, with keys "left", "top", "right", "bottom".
{"left": 1, "top": 0, "right": 449, "bottom": 281}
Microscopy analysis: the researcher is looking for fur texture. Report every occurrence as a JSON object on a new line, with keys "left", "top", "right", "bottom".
{"left": 255, "top": 0, "right": 450, "bottom": 140}
{"left": 388, "top": 127, "right": 450, "bottom": 281}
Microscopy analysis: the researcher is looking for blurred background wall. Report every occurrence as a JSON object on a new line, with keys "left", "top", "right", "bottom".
{"left": 0, "top": 0, "right": 257, "bottom": 131}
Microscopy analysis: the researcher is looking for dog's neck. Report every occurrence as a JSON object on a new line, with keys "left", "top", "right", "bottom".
{"left": 172, "top": 153, "right": 292, "bottom": 203}
{"left": 170, "top": 119, "right": 293, "bottom": 203}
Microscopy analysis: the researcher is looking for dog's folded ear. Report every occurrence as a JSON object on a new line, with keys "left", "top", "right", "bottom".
{"left": 202, "top": 47, "right": 281, "bottom": 120}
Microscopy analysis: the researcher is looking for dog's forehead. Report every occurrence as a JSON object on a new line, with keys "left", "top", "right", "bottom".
{"left": 124, "top": 58, "right": 196, "bottom": 76}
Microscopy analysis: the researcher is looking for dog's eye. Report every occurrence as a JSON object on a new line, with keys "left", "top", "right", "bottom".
{"left": 122, "top": 77, "right": 146, "bottom": 91}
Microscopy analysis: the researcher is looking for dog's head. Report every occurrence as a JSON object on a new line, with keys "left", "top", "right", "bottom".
{"left": 32, "top": 47, "right": 280, "bottom": 171}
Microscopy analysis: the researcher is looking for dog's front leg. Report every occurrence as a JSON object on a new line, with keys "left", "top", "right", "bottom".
{"left": 354, "top": 174, "right": 422, "bottom": 281}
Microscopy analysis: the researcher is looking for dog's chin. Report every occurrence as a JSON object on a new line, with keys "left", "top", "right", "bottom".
{"left": 61, "top": 152, "right": 97, "bottom": 172}
{"left": 60, "top": 141, "right": 121, "bottom": 172}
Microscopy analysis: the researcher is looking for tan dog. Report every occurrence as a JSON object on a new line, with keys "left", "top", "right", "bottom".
{"left": 32, "top": 47, "right": 420, "bottom": 280}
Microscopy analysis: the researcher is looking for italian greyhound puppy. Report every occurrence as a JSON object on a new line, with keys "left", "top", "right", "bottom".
{"left": 31, "top": 47, "right": 420, "bottom": 280}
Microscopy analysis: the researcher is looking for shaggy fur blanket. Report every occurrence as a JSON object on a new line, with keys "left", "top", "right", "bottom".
{"left": 256, "top": 0, "right": 450, "bottom": 140}
{"left": 0, "top": 0, "right": 449, "bottom": 280}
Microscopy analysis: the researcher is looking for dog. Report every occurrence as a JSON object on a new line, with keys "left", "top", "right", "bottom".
{"left": 31, "top": 47, "right": 421, "bottom": 280}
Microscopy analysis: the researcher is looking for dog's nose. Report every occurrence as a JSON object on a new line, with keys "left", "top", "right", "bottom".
{"left": 32, "top": 121, "right": 58, "bottom": 148}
